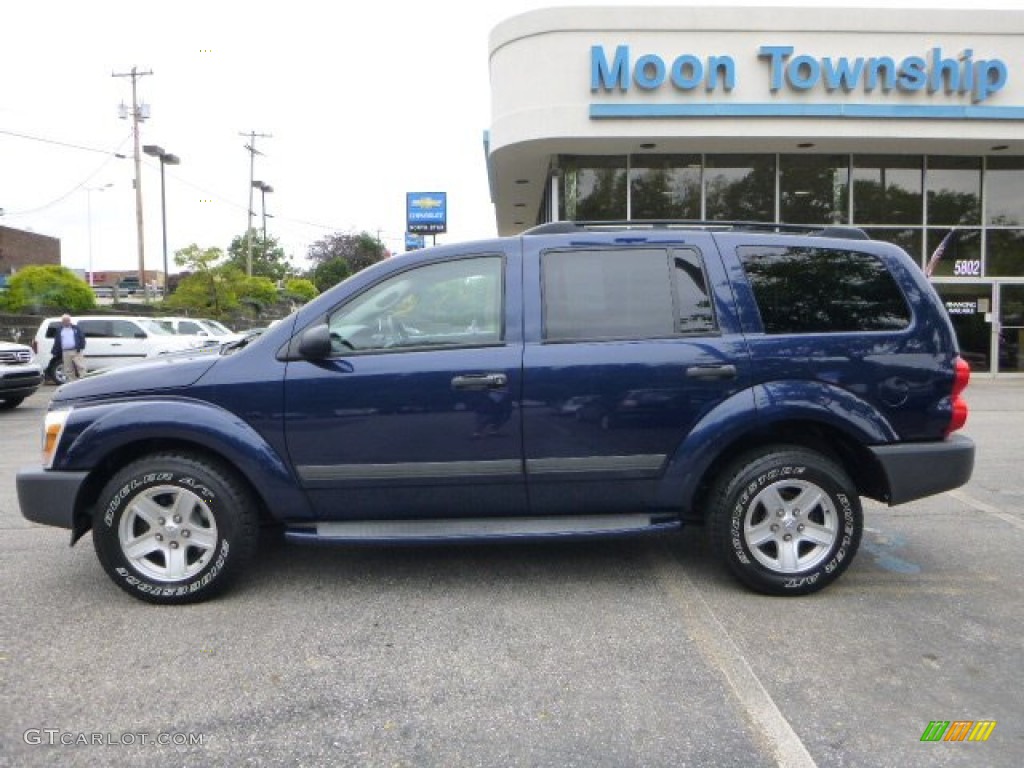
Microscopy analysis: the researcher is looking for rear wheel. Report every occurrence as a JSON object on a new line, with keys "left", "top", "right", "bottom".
{"left": 709, "top": 446, "right": 862, "bottom": 596}
{"left": 0, "top": 397, "right": 25, "bottom": 410}
{"left": 93, "top": 452, "right": 258, "bottom": 604}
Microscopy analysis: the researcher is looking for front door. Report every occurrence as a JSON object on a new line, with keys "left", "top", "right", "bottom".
{"left": 283, "top": 252, "right": 528, "bottom": 520}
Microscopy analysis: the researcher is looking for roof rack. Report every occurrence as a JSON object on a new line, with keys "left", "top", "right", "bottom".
{"left": 522, "top": 220, "right": 870, "bottom": 240}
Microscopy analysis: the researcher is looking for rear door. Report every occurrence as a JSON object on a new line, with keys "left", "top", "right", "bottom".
{"left": 79, "top": 318, "right": 154, "bottom": 371}
{"left": 283, "top": 247, "right": 528, "bottom": 520}
{"left": 520, "top": 236, "right": 751, "bottom": 513}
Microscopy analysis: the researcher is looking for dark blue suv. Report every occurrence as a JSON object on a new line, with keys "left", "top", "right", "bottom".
{"left": 17, "top": 222, "right": 974, "bottom": 603}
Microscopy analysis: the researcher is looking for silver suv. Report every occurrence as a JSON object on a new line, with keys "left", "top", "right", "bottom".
{"left": 0, "top": 340, "right": 43, "bottom": 409}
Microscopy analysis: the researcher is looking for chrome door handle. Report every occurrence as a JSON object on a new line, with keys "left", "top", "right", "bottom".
{"left": 451, "top": 373, "right": 508, "bottom": 390}
{"left": 686, "top": 364, "right": 737, "bottom": 380}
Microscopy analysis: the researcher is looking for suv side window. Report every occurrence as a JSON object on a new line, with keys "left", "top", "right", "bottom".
{"left": 328, "top": 256, "right": 504, "bottom": 352}
{"left": 542, "top": 247, "right": 715, "bottom": 340}
{"left": 111, "top": 320, "right": 144, "bottom": 338}
{"left": 79, "top": 320, "right": 113, "bottom": 338}
{"left": 738, "top": 245, "right": 911, "bottom": 334}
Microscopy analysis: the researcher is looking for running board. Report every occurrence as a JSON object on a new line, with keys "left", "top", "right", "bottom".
{"left": 284, "top": 514, "right": 680, "bottom": 543}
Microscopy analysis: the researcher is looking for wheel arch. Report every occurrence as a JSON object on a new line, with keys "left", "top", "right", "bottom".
{"left": 57, "top": 398, "right": 311, "bottom": 543}
{"left": 659, "top": 380, "right": 897, "bottom": 521}
{"left": 686, "top": 419, "right": 889, "bottom": 523}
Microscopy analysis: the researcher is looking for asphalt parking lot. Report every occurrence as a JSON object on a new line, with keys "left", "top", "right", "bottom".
{"left": 1, "top": 379, "right": 1022, "bottom": 767}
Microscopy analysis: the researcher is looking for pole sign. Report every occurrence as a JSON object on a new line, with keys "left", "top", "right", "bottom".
{"left": 405, "top": 232, "right": 426, "bottom": 251}
{"left": 407, "top": 192, "right": 447, "bottom": 235}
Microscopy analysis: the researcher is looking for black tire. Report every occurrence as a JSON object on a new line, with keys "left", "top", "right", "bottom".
{"left": 709, "top": 446, "right": 862, "bottom": 596}
{"left": 46, "top": 360, "right": 66, "bottom": 386}
{"left": 93, "top": 452, "right": 258, "bottom": 604}
{"left": 0, "top": 397, "right": 25, "bottom": 410}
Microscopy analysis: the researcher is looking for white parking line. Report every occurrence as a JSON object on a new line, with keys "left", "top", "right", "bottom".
{"left": 652, "top": 550, "right": 818, "bottom": 768}
{"left": 949, "top": 490, "right": 1024, "bottom": 531}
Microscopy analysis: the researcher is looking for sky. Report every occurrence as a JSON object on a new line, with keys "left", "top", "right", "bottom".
{"left": 1, "top": 0, "right": 1019, "bottom": 278}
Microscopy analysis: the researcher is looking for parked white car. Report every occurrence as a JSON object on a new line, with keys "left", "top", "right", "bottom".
{"left": 156, "top": 316, "right": 242, "bottom": 344}
{"left": 32, "top": 316, "right": 207, "bottom": 384}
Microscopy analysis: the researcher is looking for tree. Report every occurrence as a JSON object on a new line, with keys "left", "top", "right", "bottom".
{"left": 225, "top": 230, "right": 291, "bottom": 281}
{"left": 166, "top": 244, "right": 237, "bottom": 315}
{"left": 306, "top": 231, "right": 387, "bottom": 275}
{"left": 236, "top": 275, "right": 279, "bottom": 313}
{"left": 0, "top": 265, "right": 95, "bottom": 313}
{"left": 309, "top": 258, "right": 351, "bottom": 293}
{"left": 282, "top": 277, "right": 318, "bottom": 303}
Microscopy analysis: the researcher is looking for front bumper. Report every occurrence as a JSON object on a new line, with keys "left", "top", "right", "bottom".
{"left": 0, "top": 370, "right": 43, "bottom": 399}
{"left": 17, "top": 467, "right": 89, "bottom": 530}
{"left": 869, "top": 434, "right": 975, "bottom": 505}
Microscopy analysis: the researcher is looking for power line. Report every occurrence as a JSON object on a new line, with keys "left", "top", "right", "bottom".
{"left": 0, "top": 128, "right": 129, "bottom": 158}
{"left": 0, "top": 138, "right": 130, "bottom": 217}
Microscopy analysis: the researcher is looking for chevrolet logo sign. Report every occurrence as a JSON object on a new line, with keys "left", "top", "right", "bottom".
{"left": 411, "top": 196, "right": 444, "bottom": 209}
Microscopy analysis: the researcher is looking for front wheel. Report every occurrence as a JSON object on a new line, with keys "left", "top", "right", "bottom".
{"left": 93, "top": 453, "right": 258, "bottom": 604}
{"left": 709, "top": 447, "right": 862, "bottom": 596}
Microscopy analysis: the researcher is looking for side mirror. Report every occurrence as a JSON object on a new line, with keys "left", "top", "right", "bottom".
{"left": 298, "top": 324, "right": 332, "bottom": 359}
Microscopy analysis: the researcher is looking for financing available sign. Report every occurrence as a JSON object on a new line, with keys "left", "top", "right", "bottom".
{"left": 407, "top": 192, "right": 447, "bottom": 235}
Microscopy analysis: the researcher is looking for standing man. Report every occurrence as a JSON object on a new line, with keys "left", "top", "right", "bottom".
{"left": 51, "top": 314, "right": 87, "bottom": 382}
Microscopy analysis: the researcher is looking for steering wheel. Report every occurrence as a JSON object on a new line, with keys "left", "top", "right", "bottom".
{"left": 377, "top": 314, "right": 409, "bottom": 348}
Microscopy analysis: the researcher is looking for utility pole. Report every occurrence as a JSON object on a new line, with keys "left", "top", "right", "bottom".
{"left": 240, "top": 131, "right": 272, "bottom": 276}
{"left": 113, "top": 66, "right": 153, "bottom": 299}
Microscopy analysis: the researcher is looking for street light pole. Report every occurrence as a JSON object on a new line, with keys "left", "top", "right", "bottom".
{"left": 85, "top": 183, "right": 113, "bottom": 286}
{"left": 143, "top": 145, "right": 180, "bottom": 295}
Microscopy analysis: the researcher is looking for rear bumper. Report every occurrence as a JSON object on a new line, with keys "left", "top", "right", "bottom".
{"left": 17, "top": 467, "right": 89, "bottom": 530}
{"left": 869, "top": 434, "right": 975, "bottom": 505}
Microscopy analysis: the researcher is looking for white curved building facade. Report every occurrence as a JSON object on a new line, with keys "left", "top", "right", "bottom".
{"left": 486, "top": 6, "right": 1024, "bottom": 374}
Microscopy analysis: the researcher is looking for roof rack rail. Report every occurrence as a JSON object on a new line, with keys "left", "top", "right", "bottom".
{"left": 522, "top": 220, "right": 870, "bottom": 240}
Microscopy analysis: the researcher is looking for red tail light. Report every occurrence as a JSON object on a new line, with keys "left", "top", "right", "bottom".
{"left": 946, "top": 357, "right": 970, "bottom": 435}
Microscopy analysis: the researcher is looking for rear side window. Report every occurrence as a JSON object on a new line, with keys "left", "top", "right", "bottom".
{"left": 542, "top": 247, "right": 715, "bottom": 340}
{"left": 738, "top": 245, "right": 911, "bottom": 334}
{"left": 79, "top": 320, "right": 113, "bottom": 338}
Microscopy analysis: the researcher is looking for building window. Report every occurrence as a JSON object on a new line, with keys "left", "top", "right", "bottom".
{"left": 779, "top": 154, "right": 849, "bottom": 224}
{"left": 861, "top": 229, "right": 923, "bottom": 266}
{"left": 852, "top": 155, "right": 923, "bottom": 226}
{"left": 925, "top": 228, "right": 980, "bottom": 278}
{"left": 986, "top": 229, "right": 1024, "bottom": 277}
{"left": 629, "top": 155, "right": 701, "bottom": 220}
{"left": 927, "top": 156, "right": 981, "bottom": 226}
{"left": 560, "top": 156, "right": 627, "bottom": 221}
{"left": 986, "top": 156, "right": 1024, "bottom": 227}
{"left": 704, "top": 154, "right": 775, "bottom": 221}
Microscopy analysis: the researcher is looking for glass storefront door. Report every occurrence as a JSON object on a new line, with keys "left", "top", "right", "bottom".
{"left": 934, "top": 283, "right": 992, "bottom": 373}
{"left": 998, "top": 284, "right": 1024, "bottom": 373}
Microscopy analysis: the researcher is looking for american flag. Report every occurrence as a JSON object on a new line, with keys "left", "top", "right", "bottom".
{"left": 925, "top": 229, "right": 958, "bottom": 277}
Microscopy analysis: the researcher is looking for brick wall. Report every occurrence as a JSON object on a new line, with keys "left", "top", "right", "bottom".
{"left": 0, "top": 226, "right": 61, "bottom": 274}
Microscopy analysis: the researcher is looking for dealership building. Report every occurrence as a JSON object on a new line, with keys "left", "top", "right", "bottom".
{"left": 486, "top": 6, "right": 1024, "bottom": 374}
